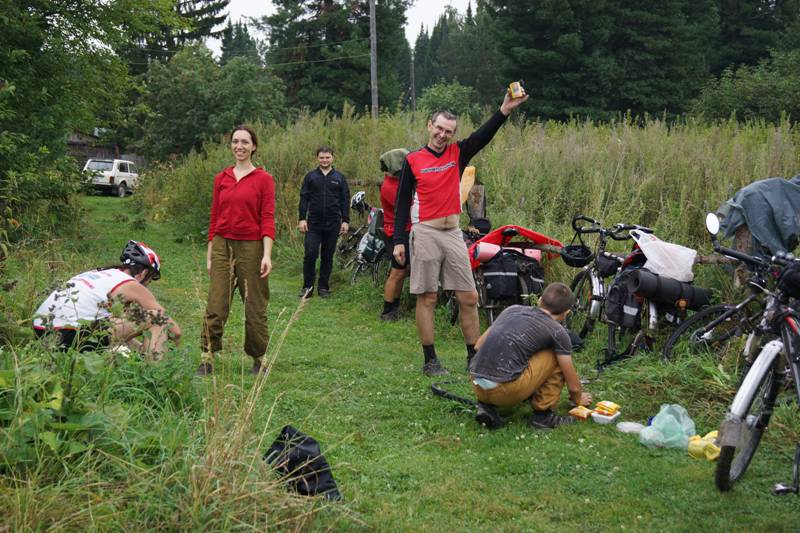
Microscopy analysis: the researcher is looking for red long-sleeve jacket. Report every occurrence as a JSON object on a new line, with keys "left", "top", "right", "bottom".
{"left": 208, "top": 167, "right": 276, "bottom": 241}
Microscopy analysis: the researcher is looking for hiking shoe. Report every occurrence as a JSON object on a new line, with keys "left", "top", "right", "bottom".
{"left": 251, "top": 359, "right": 268, "bottom": 376}
{"left": 475, "top": 402, "right": 504, "bottom": 429}
{"left": 298, "top": 287, "right": 313, "bottom": 299}
{"left": 529, "top": 409, "right": 576, "bottom": 429}
{"left": 195, "top": 362, "right": 213, "bottom": 376}
{"left": 422, "top": 358, "right": 449, "bottom": 376}
{"left": 380, "top": 308, "right": 401, "bottom": 321}
{"left": 318, "top": 288, "right": 331, "bottom": 298}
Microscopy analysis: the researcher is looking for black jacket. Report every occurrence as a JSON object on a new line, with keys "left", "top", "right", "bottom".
{"left": 298, "top": 167, "right": 350, "bottom": 224}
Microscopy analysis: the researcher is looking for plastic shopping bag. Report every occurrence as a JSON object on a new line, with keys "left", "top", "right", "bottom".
{"left": 630, "top": 230, "right": 697, "bottom": 282}
{"left": 639, "top": 404, "right": 697, "bottom": 449}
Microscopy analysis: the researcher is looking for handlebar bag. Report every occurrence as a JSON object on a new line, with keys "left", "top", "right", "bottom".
{"left": 597, "top": 252, "right": 621, "bottom": 278}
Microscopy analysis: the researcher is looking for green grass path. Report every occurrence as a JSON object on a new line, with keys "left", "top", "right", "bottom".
{"left": 76, "top": 196, "right": 800, "bottom": 530}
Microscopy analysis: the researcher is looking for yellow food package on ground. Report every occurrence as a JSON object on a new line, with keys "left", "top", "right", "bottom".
{"left": 569, "top": 405, "right": 593, "bottom": 420}
{"left": 688, "top": 431, "right": 720, "bottom": 461}
{"left": 594, "top": 401, "right": 620, "bottom": 415}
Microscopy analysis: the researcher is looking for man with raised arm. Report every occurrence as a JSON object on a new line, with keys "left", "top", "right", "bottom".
{"left": 392, "top": 87, "right": 528, "bottom": 375}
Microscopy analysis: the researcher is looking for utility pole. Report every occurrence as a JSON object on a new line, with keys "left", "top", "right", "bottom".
{"left": 369, "top": 0, "right": 378, "bottom": 119}
{"left": 410, "top": 55, "right": 416, "bottom": 111}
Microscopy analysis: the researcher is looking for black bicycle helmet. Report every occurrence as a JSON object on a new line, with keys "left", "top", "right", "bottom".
{"left": 121, "top": 240, "right": 161, "bottom": 280}
{"left": 560, "top": 244, "right": 594, "bottom": 268}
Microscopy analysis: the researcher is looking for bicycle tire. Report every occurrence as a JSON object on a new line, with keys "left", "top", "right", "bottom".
{"left": 445, "top": 291, "right": 459, "bottom": 325}
{"left": 372, "top": 254, "right": 391, "bottom": 285}
{"left": 715, "top": 360, "right": 783, "bottom": 491}
{"left": 568, "top": 269, "right": 597, "bottom": 339}
{"left": 662, "top": 304, "right": 747, "bottom": 362}
{"left": 350, "top": 261, "right": 369, "bottom": 285}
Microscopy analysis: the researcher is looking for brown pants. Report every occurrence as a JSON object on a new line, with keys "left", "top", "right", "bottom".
{"left": 472, "top": 349, "right": 564, "bottom": 411}
{"left": 201, "top": 236, "right": 269, "bottom": 359}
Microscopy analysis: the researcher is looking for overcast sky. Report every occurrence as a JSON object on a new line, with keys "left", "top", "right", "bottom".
{"left": 209, "top": 0, "right": 472, "bottom": 55}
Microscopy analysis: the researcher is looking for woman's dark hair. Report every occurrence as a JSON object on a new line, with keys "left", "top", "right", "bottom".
{"left": 231, "top": 124, "right": 258, "bottom": 152}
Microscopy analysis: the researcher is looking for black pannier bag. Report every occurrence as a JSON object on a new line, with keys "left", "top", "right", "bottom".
{"left": 264, "top": 425, "right": 342, "bottom": 501}
{"left": 483, "top": 251, "right": 519, "bottom": 299}
{"left": 358, "top": 208, "right": 386, "bottom": 262}
{"left": 516, "top": 253, "right": 545, "bottom": 297}
{"left": 605, "top": 270, "right": 641, "bottom": 330}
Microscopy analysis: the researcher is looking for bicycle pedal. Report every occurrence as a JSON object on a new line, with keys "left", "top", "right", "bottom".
{"left": 772, "top": 482, "right": 798, "bottom": 495}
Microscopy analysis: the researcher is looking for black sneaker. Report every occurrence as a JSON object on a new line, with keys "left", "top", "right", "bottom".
{"left": 380, "top": 308, "right": 401, "bottom": 321}
{"left": 422, "top": 358, "right": 449, "bottom": 376}
{"left": 318, "top": 288, "right": 331, "bottom": 298}
{"left": 475, "top": 402, "right": 504, "bottom": 429}
{"left": 529, "top": 409, "right": 576, "bottom": 429}
{"left": 195, "top": 362, "right": 213, "bottom": 376}
{"left": 298, "top": 287, "right": 313, "bottom": 299}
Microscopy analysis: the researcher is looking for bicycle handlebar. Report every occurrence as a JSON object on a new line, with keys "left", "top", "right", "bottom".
{"left": 571, "top": 215, "right": 601, "bottom": 233}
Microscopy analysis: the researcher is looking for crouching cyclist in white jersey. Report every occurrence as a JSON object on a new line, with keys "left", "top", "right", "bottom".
{"left": 32, "top": 241, "right": 182, "bottom": 360}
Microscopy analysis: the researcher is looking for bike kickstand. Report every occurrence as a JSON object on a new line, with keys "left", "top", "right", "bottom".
{"left": 773, "top": 441, "right": 800, "bottom": 495}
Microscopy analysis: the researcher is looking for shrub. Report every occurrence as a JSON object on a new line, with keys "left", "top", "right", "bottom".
{"left": 692, "top": 49, "right": 800, "bottom": 123}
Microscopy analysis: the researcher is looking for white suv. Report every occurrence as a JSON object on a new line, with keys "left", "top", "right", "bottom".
{"left": 83, "top": 158, "right": 139, "bottom": 197}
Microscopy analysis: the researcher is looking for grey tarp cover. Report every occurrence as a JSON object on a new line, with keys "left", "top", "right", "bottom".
{"left": 717, "top": 175, "right": 800, "bottom": 256}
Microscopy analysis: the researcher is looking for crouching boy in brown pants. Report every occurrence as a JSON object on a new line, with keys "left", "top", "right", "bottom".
{"left": 469, "top": 282, "right": 592, "bottom": 429}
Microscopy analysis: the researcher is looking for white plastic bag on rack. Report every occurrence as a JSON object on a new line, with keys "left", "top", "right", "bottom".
{"left": 630, "top": 230, "right": 697, "bottom": 282}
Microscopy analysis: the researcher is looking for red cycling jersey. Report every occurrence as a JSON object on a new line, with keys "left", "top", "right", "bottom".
{"left": 405, "top": 144, "right": 462, "bottom": 224}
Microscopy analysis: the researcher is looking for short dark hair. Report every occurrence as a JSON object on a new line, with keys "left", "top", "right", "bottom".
{"left": 231, "top": 124, "right": 258, "bottom": 152}
{"left": 539, "top": 282, "right": 576, "bottom": 315}
{"left": 429, "top": 110, "right": 457, "bottom": 124}
{"left": 316, "top": 146, "right": 334, "bottom": 156}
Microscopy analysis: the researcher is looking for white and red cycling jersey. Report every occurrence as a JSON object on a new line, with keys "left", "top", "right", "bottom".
{"left": 33, "top": 268, "right": 136, "bottom": 330}
{"left": 405, "top": 144, "right": 463, "bottom": 224}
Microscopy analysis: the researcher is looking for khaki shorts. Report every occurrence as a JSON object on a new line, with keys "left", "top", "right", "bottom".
{"left": 409, "top": 223, "right": 475, "bottom": 294}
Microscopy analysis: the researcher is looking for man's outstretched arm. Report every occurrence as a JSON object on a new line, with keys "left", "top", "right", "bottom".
{"left": 459, "top": 90, "right": 530, "bottom": 167}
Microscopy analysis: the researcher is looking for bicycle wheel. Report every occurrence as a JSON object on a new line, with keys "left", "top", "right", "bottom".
{"left": 350, "top": 261, "right": 369, "bottom": 285}
{"left": 568, "top": 269, "right": 597, "bottom": 339}
{"left": 372, "top": 254, "right": 391, "bottom": 285}
{"left": 662, "top": 304, "right": 749, "bottom": 362}
{"left": 715, "top": 361, "right": 783, "bottom": 491}
{"left": 444, "top": 291, "right": 459, "bottom": 325}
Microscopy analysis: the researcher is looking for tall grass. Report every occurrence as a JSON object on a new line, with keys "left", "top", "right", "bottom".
{"left": 139, "top": 111, "right": 800, "bottom": 257}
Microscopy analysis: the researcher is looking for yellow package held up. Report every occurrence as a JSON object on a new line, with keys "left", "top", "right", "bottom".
{"left": 688, "top": 431, "right": 720, "bottom": 461}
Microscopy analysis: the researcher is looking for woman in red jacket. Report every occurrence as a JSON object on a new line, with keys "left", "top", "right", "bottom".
{"left": 197, "top": 124, "right": 276, "bottom": 376}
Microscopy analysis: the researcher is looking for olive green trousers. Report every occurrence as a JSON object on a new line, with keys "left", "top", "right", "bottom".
{"left": 201, "top": 236, "right": 269, "bottom": 359}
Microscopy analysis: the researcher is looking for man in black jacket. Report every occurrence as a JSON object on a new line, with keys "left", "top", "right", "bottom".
{"left": 298, "top": 147, "right": 350, "bottom": 298}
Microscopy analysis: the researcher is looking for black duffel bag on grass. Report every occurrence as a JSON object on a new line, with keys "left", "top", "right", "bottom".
{"left": 264, "top": 425, "right": 342, "bottom": 501}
